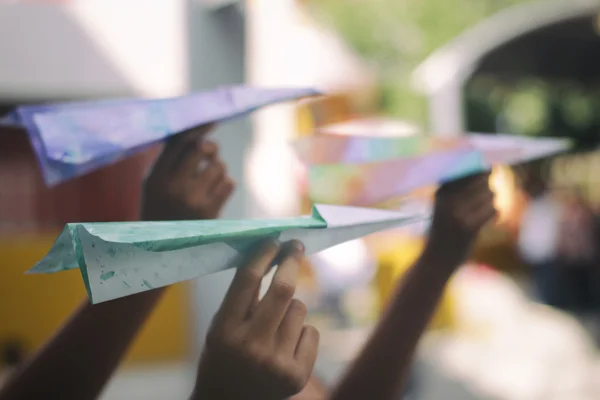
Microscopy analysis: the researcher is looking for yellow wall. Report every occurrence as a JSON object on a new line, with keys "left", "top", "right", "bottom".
{"left": 375, "top": 237, "right": 456, "bottom": 331}
{"left": 0, "top": 234, "right": 190, "bottom": 370}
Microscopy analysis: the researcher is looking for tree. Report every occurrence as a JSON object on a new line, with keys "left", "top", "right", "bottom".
{"left": 308, "top": 0, "right": 533, "bottom": 123}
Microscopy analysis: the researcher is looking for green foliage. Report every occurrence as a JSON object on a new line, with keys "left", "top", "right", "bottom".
{"left": 465, "top": 76, "right": 600, "bottom": 148}
{"left": 308, "top": 0, "right": 532, "bottom": 122}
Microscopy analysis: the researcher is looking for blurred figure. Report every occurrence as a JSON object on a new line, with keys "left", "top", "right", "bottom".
{"left": 520, "top": 169, "right": 600, "bottom": 317}
{"left": 517, "top": 170, "right": 561, "bottom": 268}
{"left": 558, "top": 190, "right": 597, "bottom": 267}
{"left": 554, "top": 190, "right": 600, "bottom": 313}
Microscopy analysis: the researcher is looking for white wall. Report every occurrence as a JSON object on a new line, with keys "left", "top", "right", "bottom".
{"left": 246, "top": 0, "right": 375, "bottom": 218}
{"left": 0, "top": 0, "right": 187, "bottom": 100}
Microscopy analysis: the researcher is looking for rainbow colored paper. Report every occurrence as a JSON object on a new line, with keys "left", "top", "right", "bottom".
{"left": 293, "top": 134, "right": 469, "bottom": 165}
{"left": 293, "top": 133, "right": 571, "bottom": 206}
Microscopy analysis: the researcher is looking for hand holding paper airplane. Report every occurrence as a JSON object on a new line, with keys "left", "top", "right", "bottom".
{"left": 2, "top": 86, "right": 319, "bottom": 186}
{"left": 140, "top": 124, "right": 235, "bottom": 221}
{"left": 29, "top": 204, "right": 426, "bottom": 304}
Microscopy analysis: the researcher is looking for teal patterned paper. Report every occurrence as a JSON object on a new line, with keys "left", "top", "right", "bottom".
{"left": 28, "top": 204, "right": 426, "bottom": 304}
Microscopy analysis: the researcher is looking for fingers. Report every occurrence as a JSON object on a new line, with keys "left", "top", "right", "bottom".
{"left": 199, "top": 140, "right": 218, "bottom": 160}
{"left": 167, "top": 138, "right": 234, "bottom": 218}
{"left": 175, "top": 142, "right": 212, "bottom": 186}
{"left": 458, "top": 180, "right": 493, "bottom": 212}
{"left": 173, "top": 123, "right": 216, "bottom": 147}
{"left": 433, "top": 171, "right": 496, "bottom": 240}
{"left": 276, "top": 299, "right": 308, "bottom": 354}
{"left": 459, "top": 176, "right": 496, "bottom": 229}
{"left": 465, "top": 199, "right": 496, "bottom": 229}
{"left": 184, "top": 158, "right": 233, "bottom": 217}
{"left": 469, "top": 204, "right": 497, "bottom": 227}
{"left": 473, "top": 183, "right": 494, "bottom": 208}
{"left": 151, "top": 124, "right": 216, "bottom": 177}
{"left": 294, "top": 325, "right": 319, "bottom": 374}
{"left": 442, "top": 173, "right": 490, "bottom": 196}
{"left": 193, "top": 123, "right": 216, "bottom": 138}
{"left": 149, "top": 137, "right": 192, "bottom": 180}
{"left": 218, "top": 241, "right": 280, "bottom": 325}
{"left": 177, "top": 136, "right": 219, "bottom": 182}
{"left": 248, "top": 241, "right": 305, "bottom": 339}
{"left": 438, "top": 172, "right": 483, "bottom": 194}
{"left": 195, "top": 157, "right": 227, "bottom": 194}
{"left": 438, "top": 172, "right": 492, "bottom": 205}
{"left": 206, "top": 239, "right": 317, "bottom": 400}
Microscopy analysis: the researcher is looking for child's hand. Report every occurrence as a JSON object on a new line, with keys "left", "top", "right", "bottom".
{"left": 140, "top": 124, "right": 235, "bottom": 221}
{"left": 425, "top": 174, "right": 496, "bottom": 267}
{"left": 193, "top": 241, "right": 319, "bottom": 400}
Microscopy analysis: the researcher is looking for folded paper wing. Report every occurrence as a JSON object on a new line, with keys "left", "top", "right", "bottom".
{"left": 297, "top": 133, "right": 571, "bottom": 206}
{"left": 7, "top": 86, "right": 319, "bottom": 186}
{"left": 293, "top": 134, "right": 473, "bottom": 165}
{"left": 27, "top": 204, "right": 426, "bottom": 304}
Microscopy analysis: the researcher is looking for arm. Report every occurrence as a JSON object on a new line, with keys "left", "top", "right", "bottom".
{"left": 329, "top": 175, "right": 496, "bottom": 400}
{"left": 327, "top": 247, "right": 455, "bottom": 400}
{"left": 0, "top": 125, "right": 234, "bottom": 400}
{"left": 0, "top": 290, "right": 166, "bottom": 400}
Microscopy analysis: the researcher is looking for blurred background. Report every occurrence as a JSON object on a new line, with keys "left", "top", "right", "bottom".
{"left": 1, "top": 0, "right": 600, "bottom": 399}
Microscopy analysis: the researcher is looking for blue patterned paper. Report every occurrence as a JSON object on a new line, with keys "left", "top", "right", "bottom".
{"left": 8, "top": 86, "right": 319, "bottom": 186}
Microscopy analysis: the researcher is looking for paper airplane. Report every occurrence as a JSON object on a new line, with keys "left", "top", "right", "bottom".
{"left": 2, "top": 86, "right": 319, "bottom": 186}
{"left": 28, "top": 204, "right": 426, "bottom": 304}
{"left": 293, "top": 134, "right": 469, "bottom": 165}
{"left": 294, "top": 133, "right": 571, "bottom": 206}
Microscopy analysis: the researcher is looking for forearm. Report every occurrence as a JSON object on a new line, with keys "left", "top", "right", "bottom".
{"left": 329, "top": 248, "right": 456, "bottom": 400}
{"left": 0, "top": 288, "right": 166, "bottom": 400}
